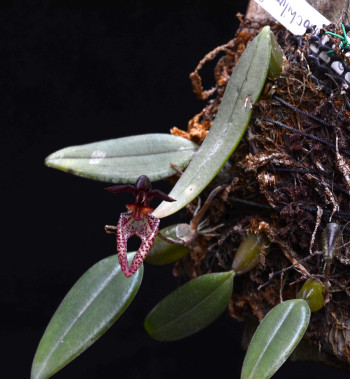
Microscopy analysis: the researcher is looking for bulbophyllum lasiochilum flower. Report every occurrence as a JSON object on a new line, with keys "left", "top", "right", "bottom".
{"left": 105, "top": 175, "right": 175, "bottom": 277}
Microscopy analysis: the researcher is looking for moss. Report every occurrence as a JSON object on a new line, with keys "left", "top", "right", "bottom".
{"left": 172, "top": 17, "right": 350, "bottom": 366}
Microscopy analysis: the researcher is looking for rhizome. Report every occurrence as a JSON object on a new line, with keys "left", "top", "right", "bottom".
{"left": 171, "top": 16, "right": 350, "bottom": 367}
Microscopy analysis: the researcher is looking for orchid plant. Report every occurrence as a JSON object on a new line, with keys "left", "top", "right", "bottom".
{"left": 31, "top": 27, "right": 317, "bottom": 379}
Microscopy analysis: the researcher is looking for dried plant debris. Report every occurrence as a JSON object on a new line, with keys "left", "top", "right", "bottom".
{"left": 172, "top": 16, "right": 350, "bottom": 367}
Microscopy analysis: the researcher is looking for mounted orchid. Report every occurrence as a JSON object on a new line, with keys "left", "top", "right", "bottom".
{"left": 31, "top": 27, "right": 304, "bottom": 379}
{"left": 105, "top": 175, "right": 175, "bottom": 277}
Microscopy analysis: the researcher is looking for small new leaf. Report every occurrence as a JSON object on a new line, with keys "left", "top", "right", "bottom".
{"left": 145, "top": 224, "right": 191, "bottom": 265}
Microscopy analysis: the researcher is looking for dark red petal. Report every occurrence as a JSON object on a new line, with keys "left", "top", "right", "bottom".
{"left": 149, "top": 189, "right": 176, "bottom": 202}
{"left": 105, "top": 184, "right": 137, "bottom": 194}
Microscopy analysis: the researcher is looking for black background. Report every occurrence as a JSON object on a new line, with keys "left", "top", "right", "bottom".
{"left": 1, "top": 1, "right": 349, "bottom": 378}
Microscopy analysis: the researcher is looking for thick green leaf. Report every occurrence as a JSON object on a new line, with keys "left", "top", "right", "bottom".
{"left": 31, "top": 254, "right": 143, "bottom": 379}
{"left": 45, "top": 134, "right": 198, "bottom": 183}
{"left": 153, "top": 26, "right": 283, "bottom": 218}
{"left": 144, "top": 271, "right": 235, "bottom": 341}
{"left": 241, "top": 299, "right": 311, "bottom": 379}
{"left": 145, "top": 224, "right": 191, "bottom": 265}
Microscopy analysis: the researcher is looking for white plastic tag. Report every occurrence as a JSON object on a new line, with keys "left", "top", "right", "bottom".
{"left": 253, "top": 0, "right": 329, "bottom": 35}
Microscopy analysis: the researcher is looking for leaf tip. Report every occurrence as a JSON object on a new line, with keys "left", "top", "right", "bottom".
{"left": 44, "top": 152, "right": 66, "bottom": 171}
{"left": 143, "top": 318, "right": 155, "bottom": 339}
{"left": 44, "top": 155, "right": 53, "bottom": 167}
{"left": 30, "top": 361, "right": 50, "bottom": 379}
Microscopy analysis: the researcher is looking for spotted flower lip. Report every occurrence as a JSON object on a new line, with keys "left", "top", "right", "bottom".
{"left": 116, "top": 212, "right": 160, "bottom": 277}
{"left": 106, "top": 175, "right": 175, "bottom": 277}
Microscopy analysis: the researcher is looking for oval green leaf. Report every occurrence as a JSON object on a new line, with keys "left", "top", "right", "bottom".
{"left": 145, "top": 224, "right": 191, "bottom": 265}
{"left": 31, "top": 253, "right": 143, "bottom": 379}
{"left": 241, "top": 299, "right": 311, "bottom": 379}
{"left": 45, "top": 134, "right": 199, "bottom": 183}
{"left": 144, "top": 271, "right": 235, "bottom": 341}
{"left": 153, "top": 26, "right": 283, "bottom": 218}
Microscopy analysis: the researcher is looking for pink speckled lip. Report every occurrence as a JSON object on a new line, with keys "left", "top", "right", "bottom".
{"left": 116, "top": 212, "right": 160, "bottom": 277}
{"left": 106, "top": 175, "right": 175, "bottom": 277}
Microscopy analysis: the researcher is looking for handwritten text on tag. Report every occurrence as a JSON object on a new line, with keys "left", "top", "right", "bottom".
{"left": 254, "top": 0, "right": 329, "bottom": 35}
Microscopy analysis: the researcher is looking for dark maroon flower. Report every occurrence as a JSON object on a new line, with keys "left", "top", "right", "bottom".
{"left": 106, "top": 175, "right": 175, "bottom": 277}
